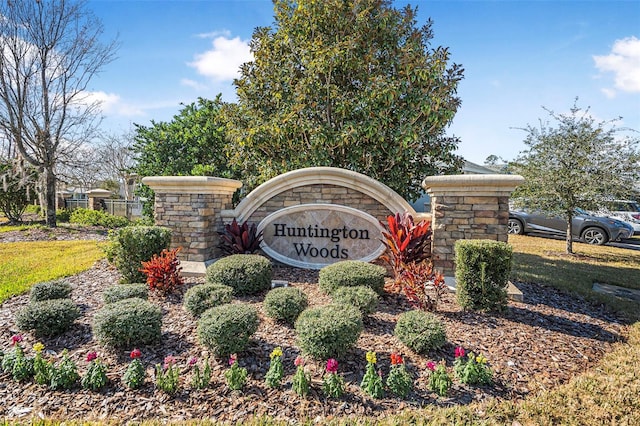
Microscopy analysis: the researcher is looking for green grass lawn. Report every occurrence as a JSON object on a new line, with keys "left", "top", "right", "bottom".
{"left": 0, "top": 240, "right": 105, "bottom": 303}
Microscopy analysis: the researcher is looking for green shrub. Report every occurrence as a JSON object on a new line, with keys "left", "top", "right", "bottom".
{"left": 55, "top": 209, "right": 71, "bottom": 222}
{"left": 205, "top": 254, "right": 272, "bottom": 296}
{"left": 197, "top": 303, "right": 259, "bottom": 357}
{"left": 29, "top": 280, "right": 72, "bottom": 302}
{"left": 70, "top": 208, "right": 130, "bottom": 228}
{"left": 15, "top": 299, "right": 80, "bottom": 337}
{"left": 332, "top": 285, "right": 379, "bottom": 316}
{"left": 263, "top": 287, "right": 308, "bottom": 325}
{"left": 183, "top": 283, "right": 234, "bottom": 317}
{"left": 105, "top": 226, "right": 172, "bottom": 283}
{"left": 103, "top": 284, "right": 149, "bottom": 304}
{"left": 394, "top": 310, "right": 446, "bottom": 354}
{"left": 454, "top": 239, "right": 513, "bottom": 311}
{"left": 92, "top": 298, "right": 162, "bottom": 348}
{"left": 295, "top": 304, "right": 363, "bottom": 360}
{"left": 318, "top": 260, "right": 386, "bottom": 295}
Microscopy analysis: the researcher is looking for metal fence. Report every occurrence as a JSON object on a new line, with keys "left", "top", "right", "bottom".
{"left": 64, "top": 198, "right": 143, "bottom": 220}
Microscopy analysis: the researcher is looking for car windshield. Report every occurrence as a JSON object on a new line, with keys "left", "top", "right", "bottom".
{"left": 575, "top": 208, "right": 589, "bottom": 215}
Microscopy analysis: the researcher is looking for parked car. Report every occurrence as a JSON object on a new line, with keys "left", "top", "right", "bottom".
{"left": 594, "top": 200, "right": 640, "bottom": 235}
{"left": 508, "top": 208, "right": 634, "bottom": 245}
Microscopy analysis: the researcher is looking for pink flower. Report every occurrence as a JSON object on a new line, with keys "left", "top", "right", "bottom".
{"left": 86, "top": 351, "right": 97, "bottom": 362}
{"left": 189, "top": 357, "right": 198, "bottom": 366}
{"left": 326, "top": 358, "right": 338, "bottom": 374}
{"left": 426, "top": 361, "right": 436, "bottom": 371}
{"left": 163, "top": 355, "right": 176, "bottom": 369}
{"left": 130, "top": 348, "right": 141, "bottom": 359}
{"left": 454, "top": 346, "right": 466, "bottom": 358}
{"left": 229, "top": 354, "right": 237, "bottom": 366}
{"left": 11, "top": 334, "right": 23, "bottom": 346}
{"left": 294, "top": 356, "right": 305, "bottom": 367}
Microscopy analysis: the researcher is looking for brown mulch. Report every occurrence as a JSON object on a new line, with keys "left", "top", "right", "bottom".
{"left": 0, "top": 227, "right": 629, "bottom": 422}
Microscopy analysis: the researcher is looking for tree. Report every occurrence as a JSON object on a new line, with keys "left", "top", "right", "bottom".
{"left": 225, "top": 0, "right": 464, "bottom": 201}
{"left": 511, "top": 100, "right": 640, "bottom": 254}
{"left": 0, "top": 0, "right": 117, "bottom": 226}
{"left": 98, "top": 130, "right": 137, "bottom": 200}
{"left": 0, "top": 158, "right": 38, "bottom": 224}
{"left": 132, "top": 96, "right": 238, "bottom": 217}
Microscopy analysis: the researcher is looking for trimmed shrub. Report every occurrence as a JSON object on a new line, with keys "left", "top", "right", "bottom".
{"left": 454, "top": 239, "right": 513, "bottom": 311}
{"left": 70, "top": 208, "right": 130, "bottom": 228}
{"left": 263, "top": 287, "right": 308, "bottom": 325}
{"left": 103, "top": 284, "right": 149, "bottom": 304}
{"left": 205, "top": 254, "right": 272, "bottom": 296}
{"left": 105, "top": 226, "right": 172, "bottom": 283}
{"left": 15, "top": 299, "right": 80, "bottom": 337}
{"left": 295, "top": 304, "right": 363, "bottom": 360}
{"left": 93, "top": 298, "right": 162, "bottom": 348}
{"left": 394, "top": 310, "right": 446, "bottom": 354}
{"left": 197, "top": 303, "right": 259, "bottom": 357}
{"left": 318, "top": 260, "right": 386, "bottom": 295}
{"left": 332, "top": 286, "right": 379, "bottom": 316}
{"left": 55, "top": 208, "right": 71, "bottom": 223}
{"left": 29, "top": 280, "right": 72, "bottom": 302}
{"left": 184, "top": 283, "right": 234, "bottom": 317}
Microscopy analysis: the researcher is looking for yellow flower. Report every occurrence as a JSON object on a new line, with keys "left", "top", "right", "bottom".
{"left": 33, "top": 342, "right": 45, "bottom": 353}
{"left": 270, "top": 347, "right": 283, "bottom": 359}
{"left": 476, "top": 355, "right": 487, "bottom": 364}
{"left": 366, "top": 351, "right": 377, "bottom": 364}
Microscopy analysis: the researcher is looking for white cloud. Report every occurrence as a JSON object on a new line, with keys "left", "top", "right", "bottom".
{"left": 593, "top": 36, "right": 640, "bottom": 96}
{"left": 180, "top": 78, "right": 209, "bottom": 91}
{"left": 196, "top": 30, "right": 231, "bottom": 39}
{"left": 79, "top": 91, "right": 146, "bottom": 117}
{"left": 188, "top": 35, "right": 253, "bottom": 81}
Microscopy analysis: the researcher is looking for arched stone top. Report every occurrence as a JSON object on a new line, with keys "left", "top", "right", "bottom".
{"left": 423, "top": 174, "right": 525, "bottom": 196}
{"left": 142, "top": 176, "right": 243, "bottom": 195}
{"left": 227, "top": 167, "right": 416, "bottom": 222}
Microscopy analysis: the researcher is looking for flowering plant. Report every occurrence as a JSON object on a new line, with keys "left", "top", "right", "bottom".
{"left": 50, "top": 349, "right": 79, "bottom": 390}
{"left": 33, "top": 342, "right": 51, "bottom": 385}
{"left": 454, "top": 348, "right": 493, "bottom": 385}
{"left": 2, "top": 334, "right": 33, "bottom": 382}
{"left": 322, "top": 358, "right": 345, "bottom": 398}
{"left": 123, "top": 348, "right": 145, "bottom": 389}
{"left": 265, "top": 347, "right": 284, "bottom": 388}
{"left": 427, "top": 360, "right": 451, "bottom": 396}
{"left": 291, "top": 356, "right": 310, "bottom": 397}
{"left": 140, "top": 248, "right": 185, "bottom": 295}
{"left": 386, "top": 353, "right": 413, "bottom": 398}
{"left": 225, "top": 354, "right": 247, "bottom": 391}
{"left": 81, "top": 350, "right": 108, "bottom": 391}
{"left": 155, "top": 355, "right": 180, "bottom": 395}
{"left": 360, "top": 351, "right": 384, "bottom": 398}
{"left": 190, "top": 356, "right": 212, "bottom": 390}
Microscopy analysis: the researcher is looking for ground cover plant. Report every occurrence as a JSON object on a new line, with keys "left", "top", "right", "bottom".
{"left": 0, "top": 231, "right": 638, "bottom": 424}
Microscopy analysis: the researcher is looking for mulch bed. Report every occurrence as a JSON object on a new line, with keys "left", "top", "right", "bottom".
{"left": 0, "top": 227, "right": 629, "bottom": 422}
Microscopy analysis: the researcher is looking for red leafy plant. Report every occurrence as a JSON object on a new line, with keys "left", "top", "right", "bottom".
{"left": 399, "top": 261, "right": 447, "bottom": 311}
{"left": 140, "top": 247, "right": 184, "bottom": 295}
{"left": 218, "top": 219, "right": 263, "bottom": 255}
{"left": 380, "top": 212, "right": 433, "bottom": 278}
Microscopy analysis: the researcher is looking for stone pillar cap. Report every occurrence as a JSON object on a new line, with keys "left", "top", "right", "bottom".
{"left": 422, "top": 174, "right": 524, "bottom": 193}
{"left": 142, "top": 176, "right": 242, "bottom": 194}
{"left": 85, "top": 189, "right": 112, "bottom": 197}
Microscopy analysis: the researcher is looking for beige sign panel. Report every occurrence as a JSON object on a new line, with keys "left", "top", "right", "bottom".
{"left": 258, "top": 204, "right": 386, "bottom": 269}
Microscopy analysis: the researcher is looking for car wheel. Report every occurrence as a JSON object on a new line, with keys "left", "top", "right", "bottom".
{"left": 508, "top": 218, "right": 524, "bottom": 235}
{"left": 581, "top": 227, "right": 608, "bottom": 245}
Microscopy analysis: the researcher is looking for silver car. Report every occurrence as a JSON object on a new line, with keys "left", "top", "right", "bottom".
{"left": 594, "top": 200, "right": 640, "bottom": 234}
{"left": 508, "top": 208, "right": 634, "bottom": 245}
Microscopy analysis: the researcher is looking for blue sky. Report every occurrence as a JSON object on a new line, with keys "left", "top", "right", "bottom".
{"left": 88, "top": 0, "right": 640, "bottom": 165}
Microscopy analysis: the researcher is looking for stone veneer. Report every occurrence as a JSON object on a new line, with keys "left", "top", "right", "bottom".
{"left": 142, "top": 176, "right": 242, "bottom": 263}
{"left": 422, "top": 174, "right": 524, "bottom": 277}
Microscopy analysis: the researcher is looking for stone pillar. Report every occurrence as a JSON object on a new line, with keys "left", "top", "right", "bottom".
{"left": 86, "top": 189, "right": 111, "bottom": 211}
{"left": 141, "top": 176, "right": 242, "bottom": 271}
{"left": 422, "top": 174, "right": 524, "bottom": 278}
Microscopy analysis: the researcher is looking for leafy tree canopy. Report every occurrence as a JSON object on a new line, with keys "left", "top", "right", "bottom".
{"left": 510, "top": 99, "right": 640, "bottom": 253}
{"left": 224, "top": 0, "right": 464, "bottom": 201}
{"left": 132, "top": 96, "right": 238, "bottom": 216}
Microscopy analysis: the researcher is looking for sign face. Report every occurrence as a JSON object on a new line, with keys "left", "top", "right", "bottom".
{"left": 258, "top": 204, "right": 386, "bottom": 269}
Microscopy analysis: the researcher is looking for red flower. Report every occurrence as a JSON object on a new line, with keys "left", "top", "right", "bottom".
{"left": 189, "top": 357, "right": 198, "bottom": 366}
{"left": 130, "top": 348, "right": 141, "bottom": 359}
{"left": 390, "top": 353, "right": 403, "bottom": 365}
{"left": 426, "top": 361, "right": 436, "bottom": 371}
{"left": 86, "top": 351, "right": 98, "bottom": 362}
{"left": 454, "top": 346, "right": 466, "bottom": 358}
{"left": 163, "top": 355, "right": 176, "bottom": 369}
{"left": 11, "top": 334, "right": 23, "bottom": 346}
{"left": 294, "top": 356, "right": 304, "bottom": 367}
{"left": 229, "top": 354, "right": 237, "bottom": 366}
{"left": 326, "top": 358, "right": 338, "bottom": 374}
